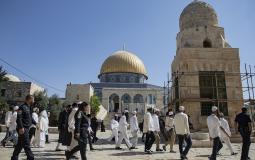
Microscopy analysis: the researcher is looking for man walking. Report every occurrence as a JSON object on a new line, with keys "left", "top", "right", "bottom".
{"left": 67, "top": 103, "right": 79, "bottom": 158}
{"left": 143, "top": 106, "right": 155, "bottom": 154}
{"left": 163, "top": 111, "right": 176, "bottom": 153}
{"left": 130, "top": 111, "right": 139, "bottom": 148}
{"left": 115, "top": 112, "right": 133, "bottom": 150}
{"left": 56, "top": 105, "right": 70, "bottom": 151}
{"left": 66, "top": 102, "right": 90, "bottom": 160}
{"left": 174, "top": 106, "right": 192, "bottom": 160}
{"left": 219, "top": 112, "right": 237, "bottom": 156}
{"left": 11, "top": 95, "right": 34, "bottom": 160}
{"left": 235, "top": 106, "right": 252, "bottom": 160}
{"left": 207, "top": 106, "right": 230, "bottom": 160}
{"left": 152, "top": 108, "right": 163, "bottom": 151}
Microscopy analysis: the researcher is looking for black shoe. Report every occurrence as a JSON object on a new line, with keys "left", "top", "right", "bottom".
{"left": 129, "top": 147, "right": 135, "bottom": 150}
{"left": 2, "top": 141, "right": 6, "bottom": 147}
{"left": 115, "top": 147, "right": 122, "bottom": 150}
{"left": 65, "top": 151, "right": 71, "bottom": 160}
{"left": 181, "top": 155, "right": 188, "bottom": 160}
{"left": 55, "top": 148, "right": 62, "bottom": 151}
{"left": 231, "top": 152, "right": 237, "bottom": 155}
{"left": 145, "top": 150, "right": 152, "bottom": 154}
{"left": 156, "top": 148, "right": 163, "bottom": 152}
{"left": 90, "top": 148, "right": 95, "bottom": 151}
{"left": 162, "top": 145, "right": 166, "bottom": 151}
{"left": 71, "top": 155, "right": 79, "bottom": 159}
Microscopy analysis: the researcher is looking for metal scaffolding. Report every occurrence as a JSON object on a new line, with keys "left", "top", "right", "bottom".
{"left": 163, "top": 64, "right": 255, "bottom": 126}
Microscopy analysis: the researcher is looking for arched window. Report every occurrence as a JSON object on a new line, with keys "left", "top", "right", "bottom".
{"left": 203, "top": 39, "right": 212, "bottom": 48}
{"left": 133, "top": 94, "right": 144, "bottom": 103}
{"left": 121, "top": 93, "right": 131, "bottom": 103}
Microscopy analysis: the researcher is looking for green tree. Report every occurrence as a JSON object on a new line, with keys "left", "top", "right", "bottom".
{"left": 33, "top": 91, "right": 49, "bottom": 110}
{"left": 0, "top": 66, "right": 9, "bottom": 82}
{"left": 48, "top": 94, "right": 62, "bottom": 126}
{"left": 90, "top": 95, "right": 100, "bottom": 114}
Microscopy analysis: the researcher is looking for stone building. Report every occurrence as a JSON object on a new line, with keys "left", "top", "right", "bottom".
{"left": 0, "top": 74, "right": 44, "bottom": 105}
{"left": 170, "top": 1, "right": 243, "bottom": 129}
{"left": 66, "top": 50, "right": 164, "bottom": 115}
{"left": 65, "top": 83, "right": 94, "bottom": 104}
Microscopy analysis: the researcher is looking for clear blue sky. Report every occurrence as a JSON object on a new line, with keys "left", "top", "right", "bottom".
{"left": 0, "top": 0, "right": 254, "bottom": 97}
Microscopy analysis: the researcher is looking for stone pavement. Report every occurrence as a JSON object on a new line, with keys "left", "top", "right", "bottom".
{"left": 0, "top": 131, "right": 254, "bottom": 160}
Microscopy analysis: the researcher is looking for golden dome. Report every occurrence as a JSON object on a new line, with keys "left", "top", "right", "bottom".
{"left": 99, "top": 50, "right": 148, "bottom": 79}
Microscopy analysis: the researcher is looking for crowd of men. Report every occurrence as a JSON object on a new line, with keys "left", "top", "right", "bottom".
{"left": 0, "top": 94, "right": 253, "bottom": 160}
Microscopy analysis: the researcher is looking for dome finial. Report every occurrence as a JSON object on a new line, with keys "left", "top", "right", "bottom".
{"left": 122, "top": 43, "right": 126, "bottom": 51}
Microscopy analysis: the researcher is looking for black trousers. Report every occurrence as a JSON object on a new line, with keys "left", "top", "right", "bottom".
{"left": 145, "top": 131, "right": 155, "bottom": 151}
{"left": 69, "top": 138, "right": 87, "bottom": 160}
{"left": 87, "top": 132, "right": 93, "bottom": 149}
{"left": 177, "top": 134, "right": 192, "bottom": 157}
{"left": 11, "top": 128, "right": 34, "bottom": 160}
{"left": 210, "top": 137, "right": 223, "bottom": 160}
{"left": 29, "top": 127, "right": 36, "bottom": 141}
{"left": 240, "top": 128, "right": 251, "bottom": 160}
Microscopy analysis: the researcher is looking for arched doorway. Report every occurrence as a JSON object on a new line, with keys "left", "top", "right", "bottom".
{"left": 133, "top": 94, "right": 145, "bottom": 113}
{"left": 109, "top": 94, "right": 120, "bottom": 112}
{"left": 121, "top": 93, "right": 131, "bottom": 112}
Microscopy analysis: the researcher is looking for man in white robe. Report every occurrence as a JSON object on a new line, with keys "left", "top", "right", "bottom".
{"left": 4, "top": 106, "right": 19, "bottom": 146}
{"left": 130, "top": 111, "right": 139, "bottom": 148}
{"left": 219, "top": 112, "right": 237, "bottom": 155}
{"left": 108, "top": 114, "right": 119, "bottom": 144}
{"left": 35, "top": 110, "right": 48, "bottom": 148}
{"left": 115, "top": 113, "right": 133, "bottom": 150}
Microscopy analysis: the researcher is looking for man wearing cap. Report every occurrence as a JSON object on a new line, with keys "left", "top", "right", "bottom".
{"left": 174, "top": 106, "right": 192, "bottom": 160}
{"left": 235, "top": 106, "right": 252, "bottom": 160}
{"left": 152, "top": 108, "right": 163, "bottom": 151}
{"left": 207, "top": 106, "right": 230, "bottom": 160}
{"left": 163, "top": 110, "right": 176, "bottom": 153}
{"left": 143, "top": 105, "right": 155, "bottom": 154}
{"left": 130, "top": 111, "right": 139, "bottom": 148}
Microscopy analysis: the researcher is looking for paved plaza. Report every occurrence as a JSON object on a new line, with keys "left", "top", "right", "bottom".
{"left": 0, "top": 131, "right": 254, "bottom": 160}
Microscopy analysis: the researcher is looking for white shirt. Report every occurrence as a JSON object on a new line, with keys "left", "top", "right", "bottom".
{"left": 38, "top": 111, "right": 48, "bottom": 132}
{"left": 165, "top": 116, "right": 174, "bottom": 130}
{"left": 5, "top": 111, "right": 12, "bottom": 127}
{"left": 9, "top": 112, "right": 17, "bottom": 131}
{"left": 118, "top": 115, "right": 128, "bottom": 132}
{"left": 152, "top": 114, "right": 160, "bottom": 132}
{"left": 220, "top": 118, "right": 231, "bottom": 138}
{"left": 31, "top": 112, "right": 38, "bottom": 128}
{"left": 143, "top": 112, "right": 155, "bottom": 133}
{"left": 68, "top": 107, "right": 78, "bottom": 131}
{"left": 110, "top": 119, "right": 119, "bottom": 130}
{"left": 207, "top": 114, "right": 221, "bottom": 138}
{"left": 130, "top": 115, "right": 139, "bottom": 132}
{"left": 174, "top": 112, "right": 190, "bottom": 135}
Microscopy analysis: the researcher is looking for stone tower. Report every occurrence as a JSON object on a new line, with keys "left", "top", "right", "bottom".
{"left": 171, "top": 1, "right": 243, "bottom": 129}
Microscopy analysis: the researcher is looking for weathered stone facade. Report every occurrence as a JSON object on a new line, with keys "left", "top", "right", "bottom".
{"left": 65, "top": 83, "right": 94, "bottom": 104}
{"left": 0, "top": 81, "right": 44, "bottom": 105}
{"left": 170, "top": 1, "right": 243, "bottom": 129}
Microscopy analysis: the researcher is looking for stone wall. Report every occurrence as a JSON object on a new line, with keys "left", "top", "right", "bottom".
{"left": 65, "top": 83, "right": 94, "bottom": 104}
{"left": 171, "top": 48, "right": 243, "bottom": 129}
